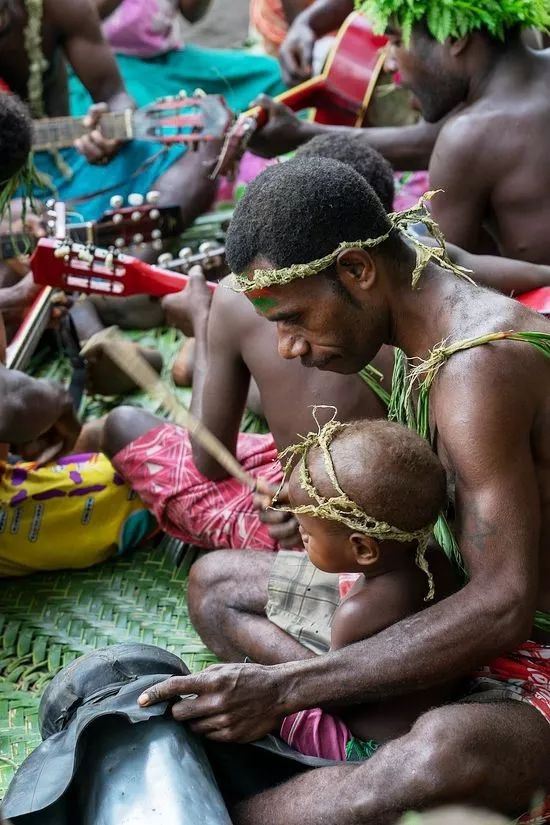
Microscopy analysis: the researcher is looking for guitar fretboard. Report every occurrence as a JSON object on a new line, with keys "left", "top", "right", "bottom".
{"left": 32, "top": 111, "right": 133, "bottom": 151}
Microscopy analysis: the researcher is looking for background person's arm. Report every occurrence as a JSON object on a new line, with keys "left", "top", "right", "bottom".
{"left": 447, "top": 243, "right": 550, "bottom": 294}
{"left": 178, "top": 0, "right": 212, "bottom": 23}
{"left": 93, "top": 0, "right": 123, "bottom": 19}
{"left": 279, "top": 0, "right": 353, "bottom": 86}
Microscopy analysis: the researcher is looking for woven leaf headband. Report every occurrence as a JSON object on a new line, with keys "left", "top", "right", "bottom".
{"left": 273, "top": 408, "right": 436, "bottom": 600}
{"left": 232, "top": 191, "right": 475, "bottom": 293}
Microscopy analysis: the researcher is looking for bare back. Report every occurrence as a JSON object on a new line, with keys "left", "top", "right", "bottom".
{"left": 430, "top": 49, "right": 550, "bottom": 263}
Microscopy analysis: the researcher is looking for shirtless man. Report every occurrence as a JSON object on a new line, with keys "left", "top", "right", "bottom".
{"left": 253, "top": 0, "right": 550, "bottom": 261}
{"left": 138, "top": 157, "right": 550, "bottom": 822}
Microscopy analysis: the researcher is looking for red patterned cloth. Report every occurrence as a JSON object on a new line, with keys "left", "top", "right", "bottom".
{"left": 113, "top": 424, "right": 285, "bottom": 551}
{"left": 469, "top": 640, "right": 550, "bottom": 724}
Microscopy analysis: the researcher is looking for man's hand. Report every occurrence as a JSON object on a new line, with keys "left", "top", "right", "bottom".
{"left": 253, "top": 478, "right": 303, "bottom": 548}
{"left": 279, "top": 17, "right": 316, "bottom": 86}
{"left": 248, "top": 95, "right": 309, "bottom": 158}
{"left": 161, "top": 266, "right": 212, "bottom": 337}
{"left": 75, "top": 103, "right": 121, "bottom": 165}
{"left": 138, "top": 662, "right": 286, "bottom": 742}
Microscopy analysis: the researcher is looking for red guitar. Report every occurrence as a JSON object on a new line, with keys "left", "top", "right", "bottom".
{"left": 6, "top": 199, "right": 184, "bottom": 370}
{"left": 517, "top": 287, "right": 550, "bottom": 315}
{"left": 212, "top": 13, "right": 388, "bottom": 178}
{"left": 30, "top": 238, "right": 220, "bottom": 300}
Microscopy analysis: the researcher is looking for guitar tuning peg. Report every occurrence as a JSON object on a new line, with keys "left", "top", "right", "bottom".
{"left": 45, "top": 198, "right": 56, "bottom": 209}
{"left": 199, "top": 241, "right": 219, "bottom": 255}
{"left": 132, "top": 233, "right": 144, "bottom": 245}
{"left": 131, "top": 211, "right": 142, "bottom": 222}
{"left": 149, "top": 209, "right": 160, "bottom": 221}
{"left": 177, "top": 89, "right": 188, "bottom": 99}
{"left": 152, "top": 239, "right": 163, "bottom": 252}
{"left": 115, "top": 238, "right": 125, "bottom": 248}
{"left": 54, "top": 244, "right": 71, "bottom": 259}
{"left": 178, "top": 247, "right": 193, "bottom": 260}
{"left": 157, "top": 253, "right": 174, "bottom": 267}
{"left": 146, "top": 190, "right": 160, "bottom": 204}
{"left": 105, "top": 252, "right": 114, "bottom": 268}
{"left": 112, "top": 213, "right": 123, "bottom": 224}
{"left": 193, "top": 88, "right": 206, "bottom": 98}
{"left": 128, "top": 193, "right": 145, "bottom": 207}
{"left": 110, "top": 195, "right": 124, "bottom": 209}
{"left": 78, "top": 248, "right": 95, "bottom": 264}
{"left": 151, "top": 229, "right": 162, "bottom": 240}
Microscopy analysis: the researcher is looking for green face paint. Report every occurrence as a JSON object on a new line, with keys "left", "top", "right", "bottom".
{"left": 248, "top": 288, "right": 278, "bottom": 313}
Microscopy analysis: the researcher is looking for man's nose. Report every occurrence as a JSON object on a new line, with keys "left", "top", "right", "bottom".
{"left": 277, "top": 331, "right": 308, "bottom": 360}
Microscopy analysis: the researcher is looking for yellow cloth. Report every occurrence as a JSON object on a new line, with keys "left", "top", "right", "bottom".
{"left": 0, "top": 452, "right": 155, "bottom": 576}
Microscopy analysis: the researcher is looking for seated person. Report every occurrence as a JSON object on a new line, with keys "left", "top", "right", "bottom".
{"left": 278, "top": 415, "right": 458, "bottom": 760}
{"left": 250, "top": 0, "right": 315, "bottom": 58}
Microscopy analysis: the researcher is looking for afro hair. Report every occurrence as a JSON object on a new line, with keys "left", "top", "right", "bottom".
{"left": 225, "top": 156, "right": 392, "bottom": 276}
{"left": 296, "top": 132, "right": 395, "bottom": 212}
{"left": 0, "top": 93, "right": 32, "bottom": 184}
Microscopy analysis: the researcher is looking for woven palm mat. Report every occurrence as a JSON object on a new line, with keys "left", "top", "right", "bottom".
{"left": 0, "top": 539, "right": 217, "bottom": 795}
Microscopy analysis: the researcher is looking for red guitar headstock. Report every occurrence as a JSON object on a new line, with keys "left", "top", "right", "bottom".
{"left": 516, "top": 287, "right": 550, "bottom": 315}
{"left": 31, "top": 239, "right": 217, "bottom": 298}
{"left": 133, "top": 91, "right": 234, "bottom": 146}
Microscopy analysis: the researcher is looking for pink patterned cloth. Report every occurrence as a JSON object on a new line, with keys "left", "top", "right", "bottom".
{"left": 103, "top": 0, "right": 183, "bottom": 58}
{"left": 112, "top": 424, "right": 285, "bottom": 551}
{"left": 393, "top": 170, "right": 430, "bottom": 212}
{"left": 280, "top": 708, "right": 351, "bottom": 761}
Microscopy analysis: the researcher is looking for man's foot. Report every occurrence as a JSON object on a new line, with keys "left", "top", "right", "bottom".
{"left": 172, "top": 337, "right": 195, "bottom": 387}
{"left": 85, "top": 344, "right": 164, "bottom": 396}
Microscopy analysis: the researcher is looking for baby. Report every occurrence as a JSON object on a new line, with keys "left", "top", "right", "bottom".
{"left": 277, "top": 415, "right": 459, "bottom": 761}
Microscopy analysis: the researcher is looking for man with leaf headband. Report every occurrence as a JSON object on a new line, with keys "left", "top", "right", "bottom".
{"left": 253, "top": 0, "right": 550, "bottom": 265}
{"left": 138, "top": 156, "right": 550, "bottom": 824}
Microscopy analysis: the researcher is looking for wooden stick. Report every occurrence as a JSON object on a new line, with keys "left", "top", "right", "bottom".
{"left": 81, "top": 327, "right": 257, "bottom": 490}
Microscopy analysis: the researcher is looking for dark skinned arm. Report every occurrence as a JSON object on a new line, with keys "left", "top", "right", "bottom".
{"left": 93, "top": 0, "right": 123, "bottom": 19}
{"left": 447, "top": 243, "right": 550, "bottom": 294}
{"left": 280, "top": 1, "right": 315, "bottom": 24}
{"left": 178, "top": 0, "right": 212, "bottom": 23}
{"left": 249, "top": 95, "right": 441, "bottom": 170}
{"left": 138, "top": 350, "right": 540, "bottom": 742}
{"left": 279, "top": 0, "right": 352, "bottom": 86}
{"left": 0, "top": 366, "right": 80, "bottom": 455}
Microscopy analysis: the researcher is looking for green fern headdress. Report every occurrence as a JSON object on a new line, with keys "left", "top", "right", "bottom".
{"left": 355, "top": 0, "right": 550, "bottom": 45}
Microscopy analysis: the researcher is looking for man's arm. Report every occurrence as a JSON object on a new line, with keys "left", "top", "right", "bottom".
{"left": 46, "top": 0, "right": 130, "bottom": 108}
{"left": 447, "top": 243, "right": 550, "bottom": 294}
{"left": 429, "top": 116, "right": 492, "bottom": 252}
{"left": 0, "top": 366, "right": 80, "bottom": 451}
{"left": 93, "top": 0, "right": 123, "bottom": 19}
{"left": 249, "top": 96, "right": 441, "bottom": 170}
{"left": 279, "top": 0, "right": 353, "bottom": 86}
{"left": 138, "top": 351, "right": 541, "bottom": 742}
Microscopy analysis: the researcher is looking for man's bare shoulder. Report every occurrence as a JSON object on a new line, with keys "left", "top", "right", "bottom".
{"left": 432, "top": 109, "right": 495, "bottom": 172}
{"left": 211, "top": 276, "right": 261, "bottom": 340}
{"left": 44, "top": 0, "right": 98, "bottom": 32}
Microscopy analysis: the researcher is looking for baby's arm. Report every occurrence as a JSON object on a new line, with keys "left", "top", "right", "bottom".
{"left": 331, "top": 571, "right": 424, "bottom": 650}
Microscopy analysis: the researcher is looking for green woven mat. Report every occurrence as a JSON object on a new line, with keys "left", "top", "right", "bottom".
{"left": 0, "top": 540, "right": 217, "bottom": 796}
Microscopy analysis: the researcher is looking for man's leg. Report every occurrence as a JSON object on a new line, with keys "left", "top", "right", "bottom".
{"left": 233, "top": 702, "right": 550, "bottom": 825}
{"left": 188, "top": 551, "right": 316, "bottom": 665}
{"left": 154, "top": 141, "right": 221, "bottom": 228}
{"left": 102, "top": 406, "right": 161, "bottom": 457}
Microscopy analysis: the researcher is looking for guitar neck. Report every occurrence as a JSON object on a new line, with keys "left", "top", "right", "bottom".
{"left": 6, "top": 286, "right": 54, "bottom": 371}
{"left": 32, "top": 110, "right": 133, "bottom": 151}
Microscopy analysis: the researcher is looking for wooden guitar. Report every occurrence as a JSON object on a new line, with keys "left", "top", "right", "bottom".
{"left": 31, "top": 92, "right": 232, "bottom": 152}
{"left": 30, "top": 238, "right": 221, "bottom": 300}
{"left": 212, "top": 12, "right": 388, "bottom": 179}
{"left": 6, "top": 199, "right": 184, "bottom": 370}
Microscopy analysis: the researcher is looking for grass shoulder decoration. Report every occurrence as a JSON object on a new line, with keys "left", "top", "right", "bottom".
{"left": 355, "top": 0, "right": 550, "bottom": 44}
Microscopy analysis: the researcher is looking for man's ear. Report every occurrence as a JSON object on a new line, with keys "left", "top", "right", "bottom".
{"left": 335, "top": 248, "right": 376, "bottom": 292}
{"left": 449, "top": 34, "right": 470, "bottom": 57}
{"left": 349, "top": 533, "right": 380, "bottom": 566}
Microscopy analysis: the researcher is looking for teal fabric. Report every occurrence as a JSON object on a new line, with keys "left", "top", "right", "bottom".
{"left": 28, "top": 45, "right": 285, "bottom": 221}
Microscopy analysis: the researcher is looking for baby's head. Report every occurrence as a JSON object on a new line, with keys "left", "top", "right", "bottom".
{"left": 284, "top": 416, "right": 446, "bottom": 595}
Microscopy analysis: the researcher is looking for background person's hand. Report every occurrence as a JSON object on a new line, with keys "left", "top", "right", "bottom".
{"left": 279, "top": 18, "right": 316, "bottom": 87}
{"left": 161, "top": 266, "right": 212, "bottom": 337}
{"left": 138, "top": 662, "right": 286, "bottom": 743}
{"left": 248, "top": 95, "right": 307, "bottom": 158}
{"left": 75, "top": 102, "right": 121, "bottom": 165}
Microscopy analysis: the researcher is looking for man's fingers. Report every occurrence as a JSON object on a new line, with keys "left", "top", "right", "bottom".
{"left": 138, "top": 674, "right": 204, "bottom": 706}
{"left": 83, "top": 101, "right": 108, "bottom": 129}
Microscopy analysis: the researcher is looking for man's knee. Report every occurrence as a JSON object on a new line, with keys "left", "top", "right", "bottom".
{"left": 404, "top": 708, "right": 491, "bottom": 798}
{"left": 102, "top": 406, "right": 163, "bottom": 458}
